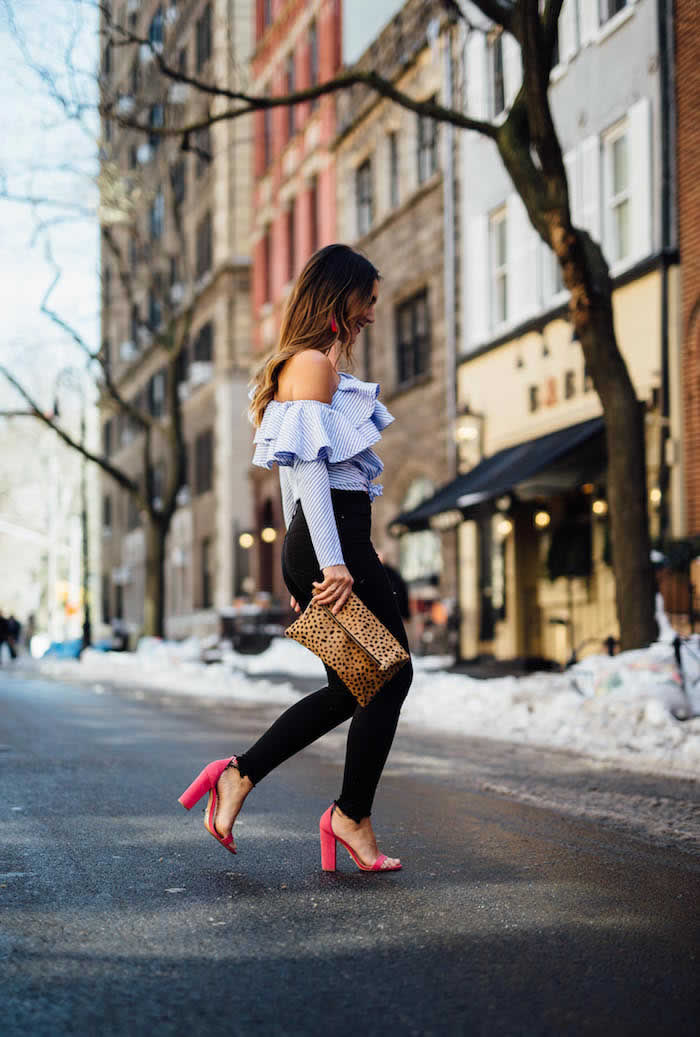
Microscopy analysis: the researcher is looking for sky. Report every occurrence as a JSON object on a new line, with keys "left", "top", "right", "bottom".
{"left": 0, "top": 0, "right": 99, "bottom": 413}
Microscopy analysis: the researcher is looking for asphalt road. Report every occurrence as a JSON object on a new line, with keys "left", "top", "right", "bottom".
{"left": 1, "top": 671, "right": 698, "bottom": 1037}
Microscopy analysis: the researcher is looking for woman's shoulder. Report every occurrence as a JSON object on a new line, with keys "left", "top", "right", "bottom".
{"left": 276, "top": 350, "right": 338, "bottom": 403}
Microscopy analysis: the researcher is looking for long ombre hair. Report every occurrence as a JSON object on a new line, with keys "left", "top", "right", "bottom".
{"left": 248, "top": 244, "right": 380, "bottom": 428}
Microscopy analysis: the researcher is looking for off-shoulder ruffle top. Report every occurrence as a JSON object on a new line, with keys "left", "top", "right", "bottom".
{"left": 251, "top": 371, "right": 394, "bottom": 500}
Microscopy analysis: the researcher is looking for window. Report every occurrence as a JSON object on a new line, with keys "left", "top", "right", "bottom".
{"left": 102, "top": 42, "right": 112, "bottom": 80}
{"left": 196, "top": 211, "right": 212, "bottom": 279}
{"left": 604, "top": 125, "right": 630, "bottom": 264}
{"left": 398, "top": 478, "right": 441, "bottom": 583}
{"left": 193, "top": 321, "right": 213, "bottom": 363}
{"left": 102, "top": 339, "right": 111, "bottom": 372}
{"left": 395, "top": 290, "right": 430, "bottom": 386}
{"left": 195, "top": 428, "right": 213, "bottom": 495}
{"left": 103, "top": 266, "right": 111, "bottom": 308}
{"left": 195, "top": 127, "right": 211, "bottom": 176}
{"left": 149, "top": 460, "right": 165, "bottom": 507}
{"left": 309, "top": 19, "right": 319, "bottom": 111}
{"left": 148, "top": 289, "right": 162, "bottom": 329}
{"left": 388, "top": 132, "right": 400, "bottom": 208}
{"left": 196, "top": 3, "right": 212, "bottom": 71}
{"left": 356, "top": 159, "right": 373, "bottom": 236}
{"left": 286, "top": 51, "right": 295, "bottom": 140}
{"left": 201, "top": 537, "right": 212, "bottom": 608}
{"left": 600, "top": 0, "right": 629, "bottom": 23}
{"left": 263, "top": 0, "right": 272, "bottom": 30}
{"left": 149, "top": 189, "right": 164, "bottom": 239}
{"left": 149, "top": 6, "right": 164, "bottom": 48}
{"left": 489, "top": 35, "right": 505, "bottom": 117}
{"left": 101, "top": 574, "right": 111, "bottom": 625}
{"left": 129, "top": 143, "right": 138, "bottom": 170}
{"left": 131, "top": 303, "right": 141, "bottom": 345}
{"left": 148, "top": 370, "right": 166, "bottom": 417}
{"left": 417, "top": 100, "right": 439, "bottom": 184}
{"left": 178, "top": 44, "right": 187, "bottom": 75}
{"left": 127, "top": 484, "right": 141, "bottom": 530}
{"left": 528, "top": 385, "right": 540, "bottom": 412}
{"left": 489, "top": 207, "right": 508, "bottom": 326}
{"left": 171, "top": 159, "right": 186, "bottom": 205}
{"left": 149, "top": 104, "right": 164, "bottom": 152}
{"left": 103, "top": 419, "right": 113, "bottom": 457}
{"left": 564, "top": 370, "right": 576, "bottom": 399}
{"left": 287, "top": 199, "right": 296, "bottom": 281}
{"left": 310, "top": 175, "right": 319, "bottom": 253}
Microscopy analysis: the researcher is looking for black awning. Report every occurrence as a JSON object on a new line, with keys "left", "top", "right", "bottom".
{"left": 388, "top": 416, "right": 606, "bottom": 534}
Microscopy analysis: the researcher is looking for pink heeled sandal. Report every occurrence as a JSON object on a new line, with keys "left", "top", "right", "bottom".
{"left": 319, "top": 803, "right": 402, "bottom": 873}
{"left": 178, "top": 756, "right": 239, "bottom": 854}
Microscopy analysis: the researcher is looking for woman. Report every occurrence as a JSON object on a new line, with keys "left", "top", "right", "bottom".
{"left": 179, "top": 244, "right": 414, "bottom": 872}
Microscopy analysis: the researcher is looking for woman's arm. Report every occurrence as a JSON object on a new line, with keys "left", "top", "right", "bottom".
{"left": 292, "top": 457, "right": 345, "bottom": 569}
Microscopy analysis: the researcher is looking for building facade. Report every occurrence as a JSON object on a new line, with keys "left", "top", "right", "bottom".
{"left": 334, "top": 0, "right": 460, "bottom": 647}
{"left": 391, "top": 0, "right": 681, "bottom": 663}
{"left": 98, "top": 0, "right": 255, "bottom": 641}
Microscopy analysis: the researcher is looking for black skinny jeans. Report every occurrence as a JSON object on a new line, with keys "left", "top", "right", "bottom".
{"left": 235, "top": 489, "right": 413, "bottom": 822}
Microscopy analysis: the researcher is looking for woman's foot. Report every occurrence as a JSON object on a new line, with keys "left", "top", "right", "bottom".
{"left": 331, "top": 805, "right": 401, "bottom": 870}
{"left": 214, "top": 763, "right": 253, "bottom": 841}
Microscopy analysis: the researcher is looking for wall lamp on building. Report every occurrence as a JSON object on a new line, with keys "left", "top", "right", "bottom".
{"left": 534, "top": 510, "right": 551, "bottom": 530}
{"left": 496, "top": 517, "right": 513, "bottom": 539}
{"left": 260, "top": 526, "right": 277, "bottom": 543}
{"left": 238, "top": 531, "right": 255, "bottom": 550}
{"left": 592, "top": 498, "right": 608, "bottom": 517}
{"left": 649, "top": 487, "right": 662, "bottom": 508}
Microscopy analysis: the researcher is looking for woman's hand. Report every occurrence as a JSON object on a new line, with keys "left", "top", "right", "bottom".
{"left": 290, "top": 595, "right": 301, "bottom": 613}
{"left": 311, "top": 564, "right": 354, "bottom": 614}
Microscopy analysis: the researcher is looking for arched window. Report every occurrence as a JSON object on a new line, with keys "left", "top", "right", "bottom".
{"left": 398, "top": 477, "right": 442, "bottom": 583}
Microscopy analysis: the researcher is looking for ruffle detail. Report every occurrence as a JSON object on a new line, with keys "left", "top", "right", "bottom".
{"left": 252, "top": 372, "right": 394, "bottom": 472}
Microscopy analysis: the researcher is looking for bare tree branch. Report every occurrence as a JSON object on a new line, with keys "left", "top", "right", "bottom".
{"left": 0, "top": 363, "right": 139, "bottom": 497}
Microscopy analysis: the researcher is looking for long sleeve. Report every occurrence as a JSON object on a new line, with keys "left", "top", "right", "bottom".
{"left": 279, "top": 464, "right": 296, "bottom": 531}
{"left": 292, "top": 457, "right": 345, "bottom": 569}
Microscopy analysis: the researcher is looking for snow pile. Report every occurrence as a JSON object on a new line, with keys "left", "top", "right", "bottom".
{"left": 36, "top": 623, "right": 700, "bottom": 778}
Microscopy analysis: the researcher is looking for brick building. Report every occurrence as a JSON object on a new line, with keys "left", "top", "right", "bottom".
{"left": 98, "top": 0, "right": 255, "bottom": 640}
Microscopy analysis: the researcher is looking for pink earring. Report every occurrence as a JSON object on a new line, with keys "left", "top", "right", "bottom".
{"left": 331, "top": 318, "right": 338, "bottom": 334}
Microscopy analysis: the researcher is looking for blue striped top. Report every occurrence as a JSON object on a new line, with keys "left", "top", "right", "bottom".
{"left": 250, "top": 371, "right": 395, "bottom": 569}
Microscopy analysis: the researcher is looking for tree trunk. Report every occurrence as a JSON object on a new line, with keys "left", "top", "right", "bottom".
{"left": 573, "top": 244, "right": 657, "bottom": 650}
{"left": 143, "top": 518, "right": 167, "bottom": 638}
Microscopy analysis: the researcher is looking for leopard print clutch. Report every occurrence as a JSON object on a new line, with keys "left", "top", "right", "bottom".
{"left": 284, "top": 591, "right": 410, "bottom": 706}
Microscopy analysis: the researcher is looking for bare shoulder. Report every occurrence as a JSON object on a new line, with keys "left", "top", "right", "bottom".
{"left": 283, "top": 350, "right": 337, "bottom": 404}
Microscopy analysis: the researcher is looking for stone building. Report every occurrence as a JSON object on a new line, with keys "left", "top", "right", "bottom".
{"left": 334, "top": 0, "right": 460, "bottom": 644}
{"left": 98, "top": 0, "right": 255, "bottom": 640}
{"left": 392, "top": 0, "right": 681, "bottom": 663}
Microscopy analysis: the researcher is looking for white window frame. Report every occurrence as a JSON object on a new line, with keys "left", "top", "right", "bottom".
{"left": 488, "top": 33, "right": 506, "bottom": 120}
{"left": 356, "top": 158, "right": 373, "bottom": 238}
{"left": 489, "top": 206, "right": 508, "bottom": 329}
{"left": 603, "top": 120, "right": 631, "bottom": 270}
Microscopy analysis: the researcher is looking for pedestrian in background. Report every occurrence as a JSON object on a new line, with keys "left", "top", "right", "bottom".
{"left": 7, "top": 615, "right": 20, "bottom": 658}
{"left": 0, "top": 610, "right": 7, "bottom": 663}
{"left": 179, "top": 245, "right": 413, "bottom": 872}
